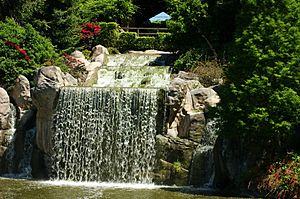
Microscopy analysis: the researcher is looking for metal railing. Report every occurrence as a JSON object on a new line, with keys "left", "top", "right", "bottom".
{"left": 121, "top": 27, "right": 169, "bottom": 36}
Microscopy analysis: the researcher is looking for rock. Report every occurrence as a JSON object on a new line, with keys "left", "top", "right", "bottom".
{"left": 70, "top": 50, "right": 90, "bottom": 67}
{"left": 70, "top": 50, "right": 85, "bottom": 59}
{"left": 190, "top": 145, "right": 214, "bottom": 187}
{"left": 177, "top": 112, "right": 205, "bottom": 142}
{"left": 32, "top": 66, "right": 77, "bottom": 154}
{"left": 156, "top": 134, "right": 198, "bottom": 170}
{"left": 0, "top": 88, "right": 11, "bottom": 130}
{"left": 11, "top": 75, "right": 31, "bottom": 110}
{"left": 154, "top": 159, "right": 189, "bottom": 186}
{"left": 91, "top": 45, "right": 109, "bottom": 63}
{"left": 190, "top": 88, "right": 220, "bottom": 111}
{"left": 63, "top": 73, "right": 78, "bottom": 86}
{"left": 177, "top": 71, "right": 199, "bottom": 81}
{"left": 213, "top": 137, "right": 267, "bottom": 190}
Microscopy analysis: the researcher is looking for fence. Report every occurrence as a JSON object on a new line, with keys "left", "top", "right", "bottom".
{"left": 121, "top": 27, "right": 169, "bottom": 36}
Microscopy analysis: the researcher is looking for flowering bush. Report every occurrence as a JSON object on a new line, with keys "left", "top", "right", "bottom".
{"left": 5, "top": 41, "right": 30, "bottom": 62}
{"left": 80, "top": 22, "right": 101, "bottom": 49}
{"left": 259, "top": 153, "right": 300, "bottom": 198}
{"left": 80, "top": 22, "right": 101, "bottom": 39}
{"left": 0, "top": 18, "right": 59, "bottom": 87}
{"left": 63, "top": 53, "right": 87, "bottom": 83}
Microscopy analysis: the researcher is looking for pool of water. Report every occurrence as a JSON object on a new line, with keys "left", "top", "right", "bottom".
{"left": 0, "top": 178, "right": 247, "bottom": 199}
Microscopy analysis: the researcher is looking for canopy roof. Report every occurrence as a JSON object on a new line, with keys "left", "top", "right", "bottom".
{"left": 149, "top": 12, "right": 171, "bottom": 23}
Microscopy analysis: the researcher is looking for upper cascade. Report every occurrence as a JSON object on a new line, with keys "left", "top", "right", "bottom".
{"left": 93, "top": 54, "right": 170, "bottom": 88}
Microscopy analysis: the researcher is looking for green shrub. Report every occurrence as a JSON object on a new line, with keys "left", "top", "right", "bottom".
{"left": 92, "top": 22, "right": 121, "bottom": 48}
{"left": 0, "top": 18, "right": 59, "bottom": 88}
{"left": 173, "top": 49, "right": 204, "bottom": 71}
{"left": 134, "top": 36, "right": 156, "bottom": 51}
{"left": 259, "top": 152, "right": 300, "bottom": 198}
{"left": 216, "top": 0, "right": 300, "bottom": 139}
{"left": 155, "top": 32, "right": 173, "bottom": 51}
{"left": 118, "top": 32, "right": 137, "bottom": 52}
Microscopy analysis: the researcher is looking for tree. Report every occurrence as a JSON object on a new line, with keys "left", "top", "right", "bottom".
{"left": 166, "top": 0, "right": 240, "bottom": 52}
{"left": 216, "top": 0, "right": 300, "bottom": 143}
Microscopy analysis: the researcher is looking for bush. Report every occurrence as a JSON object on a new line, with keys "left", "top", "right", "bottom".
{"left": 191, "top": 60, "right": 224, "bottom": 87}
{"left": 173, "top": 49, "right": 204, "bottom": 71}
{"left": 216, "top": 0, "right": 300, "bottom": 139}
{"left": 134, "top": 36, "right": 156, "bottom": 51}
{"left": 0, "top": 18, "right": 60, "bottom": 88}
{"left": 259, "top": 153, "right": 300, "bottom": 198}
{"left": 154, "top": 32, "right": 173, "bottom": 51}
{"left": 92, "top": 22, "right": 121, "bottom": 48}
{"left": 118, "top": 32, "right": 137, "bottom": 52}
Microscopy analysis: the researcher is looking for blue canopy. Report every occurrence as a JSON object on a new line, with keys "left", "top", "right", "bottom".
{"left": 149, "top": 12, "right": 171, "bottom": 23}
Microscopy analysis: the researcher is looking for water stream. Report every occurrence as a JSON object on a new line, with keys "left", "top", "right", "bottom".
{"left": 50, "top": 87, "right": 160, "bottom": 183}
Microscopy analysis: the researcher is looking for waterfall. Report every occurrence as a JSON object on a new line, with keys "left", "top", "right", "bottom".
{"left": 50, "top": 87, "right": 161, "bottom": 183}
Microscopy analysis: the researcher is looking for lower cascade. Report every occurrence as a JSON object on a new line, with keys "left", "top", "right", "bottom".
{"left": 50, "top": 86, "right": 161, "bottom": 183}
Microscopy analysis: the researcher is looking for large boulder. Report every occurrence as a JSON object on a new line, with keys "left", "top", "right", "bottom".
{"left": 213, "top": 136, "right": 267, "bottom": 191}
{"left": 10, "top": 75, "right": 31, "bottom": 111}
{"left": 154, "top": 134, "right": 198, "bottom": 185}
{"left": 91, "top": 44, "right": 109, "bottom": 63}
{"left": 0, "top": 88, "right": 11, "bottom": 130}
{"left": 32, "top": 66, "right": 77, "bottom": 154}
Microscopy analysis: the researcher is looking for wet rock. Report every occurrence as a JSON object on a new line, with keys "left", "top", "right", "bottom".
{"left": 154, "top": 159, "right": 189, "bottom": 186}
{"left": 32, "top": 66, "right": 77, "bottom": 154}
{"left": 154, "top": 134, "right": 198, "bottom": 185}
{"left": 190, "top": 145, "right": 214, "bottom": 187}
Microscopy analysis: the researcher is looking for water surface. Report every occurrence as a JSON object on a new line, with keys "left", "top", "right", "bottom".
{"left": 0, "top": 178, "right": 246, "bottom": 199}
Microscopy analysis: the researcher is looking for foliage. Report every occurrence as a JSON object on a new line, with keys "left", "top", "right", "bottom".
{"left": 259, "top": 152, "right": 300, "bottom": 198}
{"left": 166, "top": 0, "right": 240, "bottom": 52}
{"left": 0, "top": 0, "right": 45, "bottom": 22}
{"left": 118, "top": 32, "right": 137, "bottom": 52}
{"left": 47, "top": 6, "right": 82, "bottom": 50}
{"left": 216, "top": 0, "right": 300, "bottom": 140}
{"left": 75, "top": 0, "right": 136, "bottom": 23}
{"left": 0, "top": 18, "right": 59, "bottom": 88}
{"left": 135, "top": 36, "right": 156, "bottom": 51}
{"left": 80, "top": 22, "right": 101, "bottom": 49}
{"left": 166, "top": 0, "right": 209, "bottom": 50}
{"left": 92, "top": 22, "right": 121, "bottom": 49}
{"left": 191, "top": 60, "right": 224, "bottom": 87}
{"left": 173, "top": 48, "right": 224, "bottom": 86}
{"left": 154, "top": 33, "right": 172, "bottom": 51}
{"left": 173, "top": 49, "right": 204, "bottom": 71}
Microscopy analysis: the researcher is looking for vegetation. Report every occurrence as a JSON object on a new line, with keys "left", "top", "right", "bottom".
{"left": 216, "top": 0, "right": 300, "bottom": 140}
{"left": 0, "top": 18, "right": 59, "bottom": 87}
{"left": 259, "top": 153, "right": 300, "bottom": 198}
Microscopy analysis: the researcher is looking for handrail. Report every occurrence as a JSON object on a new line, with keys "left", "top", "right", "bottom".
{"left": 121, "top": 27, "right": 169, "bottom": 36}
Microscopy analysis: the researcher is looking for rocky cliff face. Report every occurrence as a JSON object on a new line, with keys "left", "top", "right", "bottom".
{"left": 154, "top": 71, "right": 220, "bottom": 186}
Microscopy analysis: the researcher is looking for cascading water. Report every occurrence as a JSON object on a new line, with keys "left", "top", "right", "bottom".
{"left": 50, "top": 87, "right": 161, "bottom": 183}
{"left": 50, "top": 54, "right": 169, "bottom": 183}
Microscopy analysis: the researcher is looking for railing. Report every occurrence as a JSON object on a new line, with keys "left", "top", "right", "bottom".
{"left": 121, "top": 27, "right": 169, "bottom": 36}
